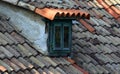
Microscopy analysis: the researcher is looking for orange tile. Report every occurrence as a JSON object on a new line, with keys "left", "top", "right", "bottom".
{"left": 79, "top": 19, "right": 95, "bottom": 33}
{"left": 65, "top": 58, "right": 89, "bottom": 74}
{"left": 64, "top": 57, "right": 75, "bottom": 64}
{"left": 111, "top": 6, "right": 120, "bottom": 15}
{"left": 35, "top": 8, "right": 90, "bottom": 20}
{"left": 0, "top": 66, "right": 7, "bottom": 72}
{"left": 106, "top": 8, "right": 120, "bottom": 19}
{"left": 97, "top": 0, "right": 120, "bottom": 19}
{"left": 73, "top": 64, "right": 89, "bottom": 74}
{"left": 97, "top": 0, "right": 110, "bottom": 9}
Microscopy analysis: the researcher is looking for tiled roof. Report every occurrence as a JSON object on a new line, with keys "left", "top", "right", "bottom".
{"left": 1, "top": 0, "right": 90, "bottom": 20}
{"left": 2, "top": 0, "right": 120, "bottom": 74}
{"left": 1, "top": 0, "right": 92, "bottom": 32}
{"left": 21, "top": 0, "right": 78, "bottom": 9}
{"left": 0, "top": 13, "right": 85, "bottom": 74}
{"left": 72, "top": 0, "right": 120, "bottom": 74}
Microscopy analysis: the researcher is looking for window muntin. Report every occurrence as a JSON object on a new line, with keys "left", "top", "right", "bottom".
{"left": 64, "top": 26, "right": 69, "bottom": 48}
{"left": 55, "top": 26, "right": 61, "bottom": 48}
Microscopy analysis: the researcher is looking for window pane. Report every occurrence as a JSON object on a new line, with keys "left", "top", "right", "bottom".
{"left": 55, "top": 26, "right": 61, "bottom": 48}
{"left": 64, "top": 26, "right": 69, "bottom": 48}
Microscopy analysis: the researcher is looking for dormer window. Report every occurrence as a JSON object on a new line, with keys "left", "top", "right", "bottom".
{"left": 48, "top": 19, "right": 72, "bottom": 56}
{"left": 35, "top": 8, "right": 90, "bottom": 56}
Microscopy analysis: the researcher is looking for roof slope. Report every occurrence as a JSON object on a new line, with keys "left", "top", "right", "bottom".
{"left": 72, "top": 0, "right": 120, "bottom": 74}
{"left": 0, "top": 13, "right": 83, "bottom": 74}
{"left": 1, "top": 0, "right": 90, "bottom": 20}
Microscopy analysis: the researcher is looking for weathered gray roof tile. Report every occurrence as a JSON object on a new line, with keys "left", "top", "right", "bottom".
{"left": 31, "top": 69, "right": 40, "bottom": 74}
{"left": 2, "top": 0, "right": 19, "bottom": 5}
{"left": 0, "top": 32, "right": 14, "bottom": 44}
{"left": 96, "top": 65, "right": 109, "bottom": 74}
{"left": 23, "top": 43, "right": 38, "bottom": 56}
{"left": 3, "top": 59, "right": 20, "bottom": 72}
{"left": 18, "top": 1, "right": 35, "bottom": 11}
{"left": 0, "top": 37, "right": 8, "bottom": 45}
{"left": 30, "top": 56, "right": 45, "bottom": 68}
{"left": 18, "top": 57, "right": 33, "bottom": 69}
{"left": 0, "top": 2, "right": 86, "bottom": 74}
{"left": 0, "top": 20, "right": 14, "bottom": 33}
{"left": 36, "top": 55, "right": 51, "bottom": 67}
{"left": 4, "top": 32, "right": 18, "bottom": 44}
{"left": 0, "top": 46, "right": 14, "bottom": 58}
{"left": 0, "top": 60, "right": 13, "bottom": 72}
{"left": 24, "top": 70, "right": 31, "bottom": 74}
{"left": 11, "top": 32, "right": 25, "bottom": 44}
{"left": 17, "top": 44, "right": 32, "bottom": 57}
{"left": 49, "top": 67, "right": 61, "bottom": 74}
{"left": 48, "top": 57, "right": 59, "bottom": 66}
{"left": 5, "top": 45, "right": 20, "bottom": 58}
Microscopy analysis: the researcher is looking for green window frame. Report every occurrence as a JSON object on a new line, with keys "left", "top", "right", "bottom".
{"left": 48, "top": 19, "right": 72, "bottom": 56}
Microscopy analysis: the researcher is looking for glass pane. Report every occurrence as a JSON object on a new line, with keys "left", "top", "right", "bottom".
{"left": 64, "top": 26, "right": 69, "bottom": 48}
{"left": 55, "top": 26, "right": 61, "bottom": 48}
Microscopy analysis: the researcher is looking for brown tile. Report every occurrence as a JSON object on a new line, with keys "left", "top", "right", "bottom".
{"left": 111, "top": 6, "right": 120, "bottom": 15}
{"left": 49, "top": 67, "right": 61, "bottom": 74}
{"left": 55, "top": 67, "right": 66, "bottom": 74}
{"left": 17, "top": 71, "right": 25, "bottom": 74}
{"left": 31, "top": 69, "right": 40, "bottom": 74}
{"left": 30, "top": 56, "right": 45, "bottom": 68}
{"left": 43, "top": 68, "right": 53, "bottom": 74}
{"left": 23, "top": 43, "right": 38, "bottom": 56}
{"left": 11, "top": 32, "right": 25, "bottom": 43}
{"left": 3, "top": 59, "right": 20, "bottom": 72}
{"left": 104, "top": 0, "right": 113, "bottom": 6}
{"left": 4, "top": 32, "right": 18, "bottom": 44}
{"left": 0, "top": 65, "right": 7, "bottom": 72}
{"left": 0, "top": 60, "right": 13, "bottom": 72}
{"left": 37, "top": 68, "right": 47, "bottom": 74}
{"left": 52, "top": 58, "right": 62, "bottom": 65}
{"left": 36, "top": 56, "right": 51, "bottom": 67}
{"left": 0, "top": 24, "right": 6, "bottom": 32}
{"left": 94, "top": 0, "right": 103, "bottom": 8}
{"left": 11, "top": 58, "right": 27, "bottom": 70}
{"left": 106, "top": 8, "right": 120, "bottom": 19}
{"left": 35, "top": 8, "right": 90, "bottom": 20}
{"left": 97, "top": 0, "right": 110, "bottom": 9}
{"left": 79, "top": 19, "right": 95, "bottom": 33}
{"left": 18, "top": 57, "right": 33, "bottom": 69}
{"left": 43, "top": 57, "right": 57, "bottom": 67}
{"left": 59, "top": 65, "right": 72, "bottom": 74}
{"left": 24, "top": 70, "right": 31, "bottom": 74}
{"left": 0, "top": 20, "right": 14, "bottom": 33}
{"left": 12, "top": 45, "right": 26, "bottom": 57}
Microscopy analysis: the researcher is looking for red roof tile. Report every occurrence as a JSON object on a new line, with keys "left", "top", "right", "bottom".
{"left": 97, "top": 0, "right": 120, "bottom": 19}
{"left": 35, "top": 8, "right": 90, "bottom": 20}
{"left": 0, "top": 66, "right": 7, "bottom": 72}
{"left": 111, "top": 6, "right": 120, "bottom": 15}
{"left": 79, "top": 19, "right": 95, "bottom": 32}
